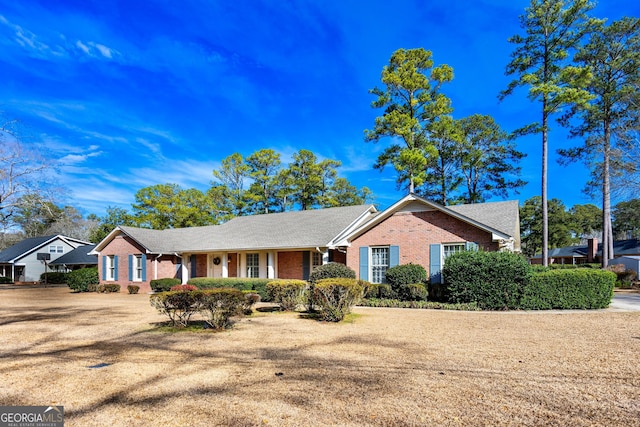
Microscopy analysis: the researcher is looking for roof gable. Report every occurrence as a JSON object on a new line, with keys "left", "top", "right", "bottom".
{"left": 50, "top": 244, "right": 98, "bottom": 266}
{"left": 0, "top": 235, "right": 91, "bottom": 263}
{"left": 338, "top": 193, "right": 518, "bottom": 246}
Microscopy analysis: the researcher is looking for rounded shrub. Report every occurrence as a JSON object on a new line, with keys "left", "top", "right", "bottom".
{"left": 150, "top": 278, "right": 181, "bottom": 292}
{"left": 385, "top": 264, "right": 427, "bottom": 287}
{"left": 442, "top": 251, "right": 531, "bottom": 310}
{"left": 199, "top": 288, "right": 246, "bottom": 329}
{"left": 40, "top": 272, "right": 68, "bottom": 284}
{"left": 398, "top": 283, "right": 428, "bottom": 301}
{"left": 97, "top": 283, "right": 121, "bottom": 293}
{"left": 266, "top": 280, "right": 306, "bottom": 311}
{"left": 363, "top": 282, "right": 393, "bottom": 299}
{"left": 150, "top": 290, "right": 205, "bottom": 327}
{"left": 67, "top": 268, "right": 99, "bottom": 292}
{"left": 308, "top": 262, "right": 356, "bottom": 283}
{"left": 313, "top": 278, "right": 364, "bottom": 322}
{"left": 0, "top": 276, "right": 12, "bottom": 284}
{"left": 127, "top": 285, "right": 140, "bottom": 294}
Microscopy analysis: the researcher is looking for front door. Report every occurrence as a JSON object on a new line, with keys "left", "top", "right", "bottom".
{"left": 210, "top": 254, "right": 223, "bottom": 278}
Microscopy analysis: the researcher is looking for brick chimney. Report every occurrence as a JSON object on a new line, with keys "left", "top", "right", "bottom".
{"left": 587, "top": 238, "right": 597, "bottom": 263}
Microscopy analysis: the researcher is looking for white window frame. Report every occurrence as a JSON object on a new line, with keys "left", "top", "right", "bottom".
{"left": 134, "top": 255, "right": 143, "bottom": 282}
{"left": 311, "top": 252, "right": 323, "bottom": 271}
{"left": 443, "top": 243, "right": 465, "bottom": 261}
{"left": 246, "top": 253, "right": 259, "bottom": 278}
{"left": 49, "top": 245, "right": 63, "bottom": 254}
{"left": 371, "top": 246, "right": 390, "bottom": 284}
{"left": 106, "top": 255, "right": 116, "bottom": 281}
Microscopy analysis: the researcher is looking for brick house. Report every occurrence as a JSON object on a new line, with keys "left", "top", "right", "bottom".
{"left": 92, "top": 193, "right": 520, "bottom": 292}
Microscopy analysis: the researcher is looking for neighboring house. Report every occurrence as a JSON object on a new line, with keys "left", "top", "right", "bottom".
{"left": 92, "top": 193, "right": 521, "bottom": 292}
{"left": 615, "top": 256, "right": 640, "bottom": 278}
{"left": 0, "top": 235, "right": 92, "bottom": 282}
{"left": 530, "top": 238, "right": 640, "bottom": 265}
{"left": 49, "top": 244, "right": 98, "bottom": 271}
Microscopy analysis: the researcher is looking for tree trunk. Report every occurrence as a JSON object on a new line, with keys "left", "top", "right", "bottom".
{"left": 541, "top": 106, "right": 549, "bottom": 267}
{"left": 602, "top": 121, "right": 613, "bottom": 267}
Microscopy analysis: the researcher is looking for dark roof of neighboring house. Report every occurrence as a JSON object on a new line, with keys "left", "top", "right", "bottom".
{"left": 49, "top": 244, "right": 98, "bottom": 266}
{"left": 0, "top": 235, "right": 59, "bottom": 262}
{"left": 98, "top": 204, "right": 377, "bottom": 254}
{"left": 532, "top": 239, "right": 640, "bottom": 259}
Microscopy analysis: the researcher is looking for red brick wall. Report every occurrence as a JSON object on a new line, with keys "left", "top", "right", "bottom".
{"left": 278, "top": 251, "right": 304, "bottom": 279}
{"left": 346, "top": 210, "right": 496, "bottom": 278}
{"left": 99, "top": 234, "right": 179, "bottom": 293}
{"left": 330, "top": 249, "right": 346, "bottom": 264}
{"left": 156, "top": 255, "right": 179, "bottom": 281}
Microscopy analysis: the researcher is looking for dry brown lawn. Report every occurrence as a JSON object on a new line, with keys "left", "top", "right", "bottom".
{"left": 0, "top": 286, "right": 638, "bottom": 426}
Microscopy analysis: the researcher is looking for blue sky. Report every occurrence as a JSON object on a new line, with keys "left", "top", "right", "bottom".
{"left": 1, "top": 0, "right": 638, "bottom": 217}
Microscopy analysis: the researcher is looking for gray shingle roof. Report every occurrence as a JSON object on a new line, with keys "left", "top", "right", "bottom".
{"left": 49, "top": 244, "right": 98, "bottom": 266}
{"left": 447, "top": 200, "right": 520, "bottom": 237}
{"left": 118, "top": 204, "right": 376, "bottom": 253}
{"left": 0, "top": 235, "right": 59, "bottom": 262}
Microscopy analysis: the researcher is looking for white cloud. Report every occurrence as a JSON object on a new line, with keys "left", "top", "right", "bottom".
{"left": 74, "top": 39, "right": 119, "bottom": 60}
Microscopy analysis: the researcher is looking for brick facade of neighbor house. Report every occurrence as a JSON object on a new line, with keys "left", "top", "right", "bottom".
{"left": 278, "top": 251, "right": 305, "bottom": 279}
{"left": 347, "top": 210, "right": 496, "bottom": 279}
{"left": 99, "top": 235, "right": 180, "bottom": 293}
{"left": 330, "top": 249, "right": 346, "bottom": 264}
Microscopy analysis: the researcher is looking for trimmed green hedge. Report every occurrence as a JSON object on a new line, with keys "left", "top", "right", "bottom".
{"left": 40, "top": 272, "right": 68, "bottom": 284}
{"left": 442, "top": 251, "right": 531, "bottom": 310}
{"left": 521, "top": 269, "right": 616, "bottom": 310}
{"left": 150, "top": 278, "right": 181, "bottom": 292}
{"left": 187, "top": 277, "right": 271, "bottom": 301}
{"left": 0, "top": 276, "right": 13, "bottom": 284}
{"left": 443, "top": 251, "right": 615, "bottom": 310}
{"left": 67, "top": 268, "right": 99, "bottom": 292}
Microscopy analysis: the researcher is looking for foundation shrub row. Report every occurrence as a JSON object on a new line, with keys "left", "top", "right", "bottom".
{"left": 442, "top": 251, "right": 615, "bottom": 310}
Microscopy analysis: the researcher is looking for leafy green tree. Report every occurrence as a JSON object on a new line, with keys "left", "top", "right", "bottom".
{"left": 520, "top": 196, "right": 574, "bottom": 257}
{"left": 89, "top": 206, "right": 137, "bottom": 243}
{"left": 568, "top": 203, "right": 602, "bottom": 241}
{"left": 419, "top": 116, "right": 464, "bottom": 205}
{"left": 501, "top": 0, "right": 598, "bottom": 266}
{"left": 365, "top": 48, "right": 453, "bottom": 192}
{"left": 287, "top": 150, "right": 332, "bottom": 210}
{"left": 613, "top": 199, "right": 640, "bottom": 240}
{"left": 558, "top": 17, "right": 640, "bottom": 266}
{"left": 322, "top": 178, "right": 372, "bottom": 208}
{"left": 245, "top": 149, "right": 281, "bottom": 214}
{"left": 132, "top": 184, "right": 216, "bottom": 229}
{"left": 212, "top": 153, "right": 250, "bottom": 217}
{"left": 457, "top": 114, "right": 526, "bottom": 204}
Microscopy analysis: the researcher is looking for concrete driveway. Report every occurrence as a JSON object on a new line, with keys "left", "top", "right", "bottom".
{"left": 609, "top": 291, "right": 640, "bottom": 311}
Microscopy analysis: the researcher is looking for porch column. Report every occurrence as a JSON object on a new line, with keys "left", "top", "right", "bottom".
{"left": 267, "top": 252, "right": 275, "bottom": 279}
{"left": 222, "top": 253, "right": 228, "bottom": 278}
{"left": 322, "top": 251, "right": 329, "bottom": 265}
{"left": 181, "top": 254, "right": 189, "bottom": 284}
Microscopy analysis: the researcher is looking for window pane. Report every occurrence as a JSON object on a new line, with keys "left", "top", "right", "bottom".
{"left": 246, "top": 253, "right": 259, "bottom": 278}
{"left": 371, "top": 247, "right": 390, "bottom": 284}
